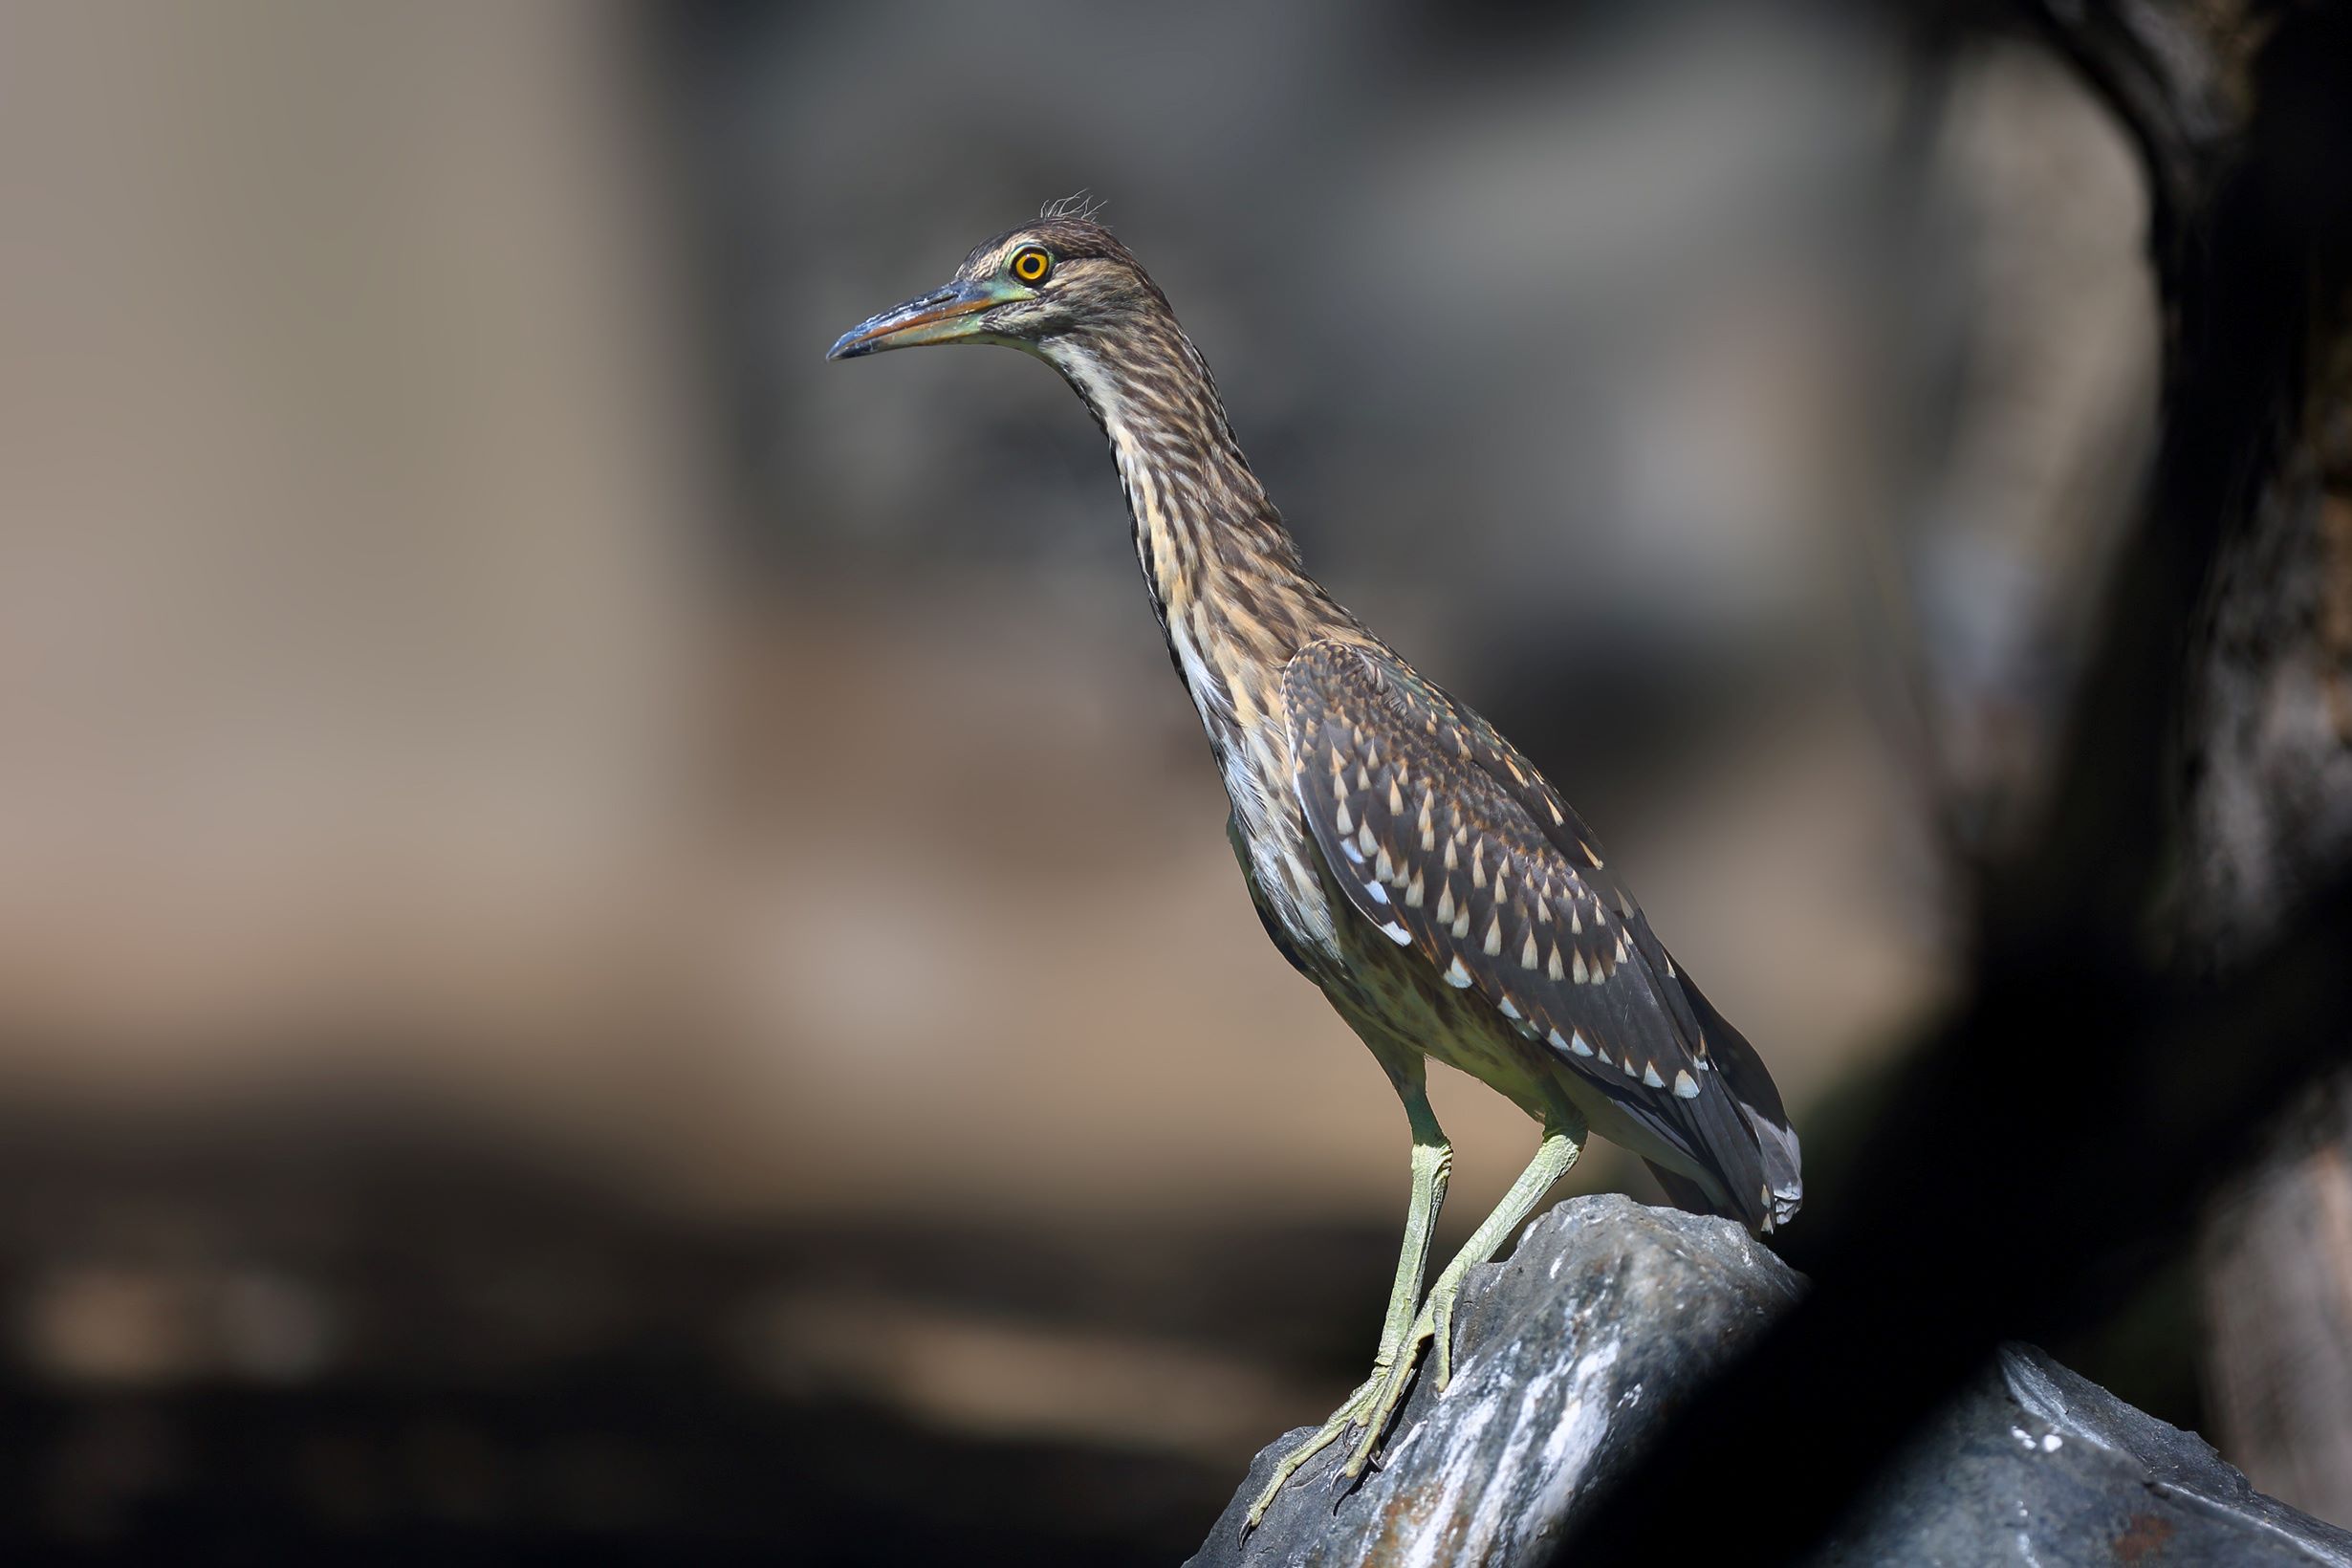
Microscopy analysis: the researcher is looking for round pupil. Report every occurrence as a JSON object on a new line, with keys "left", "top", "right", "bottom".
{"left": 1016, "top": 250, "right": 1048, "bottom": 281}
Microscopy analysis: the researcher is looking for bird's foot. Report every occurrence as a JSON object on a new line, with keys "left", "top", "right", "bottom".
{"left": 1241, "top": 1370, "right": 1386, "bottom": 1534}
{"left": 1339, "top": 1276, "right": 1459, "bottom": 1478}
{"left": 1240, "top": 1279, "right": 1472, "bottom": 1535}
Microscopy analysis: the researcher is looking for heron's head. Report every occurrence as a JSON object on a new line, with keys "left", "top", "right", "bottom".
{"left": 826, "top": 216, "right": 1167, "bottom": 365}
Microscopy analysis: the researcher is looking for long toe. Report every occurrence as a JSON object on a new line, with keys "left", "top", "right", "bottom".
{"left": 1426, "top": 1300, "right": 1457, "bottom": 1390}
{"left": 1340, "top": 1325, "right": 1434, "bottom": 1478}
{"left": 1244, "top": 1374, "right": 1382, "bottom": 1534}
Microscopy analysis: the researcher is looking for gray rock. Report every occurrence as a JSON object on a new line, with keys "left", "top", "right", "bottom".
{"left": 1188, "top": 1193, "right": 1803, "bottom": 1566}
{"left": 1820, "top": 1344, "right": 2352, "bottom": 1568}
{"left": 1190, "top": 1193, "right": 2352, "bottom": 1568}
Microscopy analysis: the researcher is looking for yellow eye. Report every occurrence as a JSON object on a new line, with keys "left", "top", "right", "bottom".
{"left": 1011, "top": 246, "right": 1052, "bottom": 284}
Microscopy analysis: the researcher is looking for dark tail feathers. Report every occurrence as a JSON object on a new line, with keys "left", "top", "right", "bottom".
{"left": 1652, "top": 971, "right": 1802, "bottom": 1232}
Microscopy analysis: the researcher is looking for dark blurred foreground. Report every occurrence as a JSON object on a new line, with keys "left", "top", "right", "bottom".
{"left": 0, "top": 1101, "right": 1414, "bottom": 1564}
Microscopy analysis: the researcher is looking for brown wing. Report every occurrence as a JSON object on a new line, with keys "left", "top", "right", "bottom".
{"left": 1282, "top": 638, "right": 1800, "bottom": 1231}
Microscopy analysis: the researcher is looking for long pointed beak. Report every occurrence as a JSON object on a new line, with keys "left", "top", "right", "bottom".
{"left": 827, "top": 275, "right": 1019, "bottom": 360}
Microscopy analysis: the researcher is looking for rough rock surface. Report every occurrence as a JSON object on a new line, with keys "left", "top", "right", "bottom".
{"left": 1819, "top": 1344, "right": 2352, "bottom": 1568}
{"left": 1189, "top": 1194, "right": 1801, "bottom": 1566}
{"left": 1189, "top": 1193, "right": 2352, "bottom": 1567}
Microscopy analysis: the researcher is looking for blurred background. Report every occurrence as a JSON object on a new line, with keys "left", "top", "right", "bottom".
{"left": 3, "top": 1, "right": 2330, "bottom": 1562}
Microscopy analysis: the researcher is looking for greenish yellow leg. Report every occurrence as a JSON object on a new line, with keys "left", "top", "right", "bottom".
{"left": 1340, "top": 1116, "right": 1584, "bottom": 1479}
{"left": 1243, "top": 1083, "right": 1449, "bottom": 1533}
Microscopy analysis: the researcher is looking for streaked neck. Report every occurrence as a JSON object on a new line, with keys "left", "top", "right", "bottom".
{"left": 1040, "top": 314, "right": 1355, "bottom": 748}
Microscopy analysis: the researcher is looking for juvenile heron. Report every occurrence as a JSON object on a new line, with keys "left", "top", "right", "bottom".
{"left": 829, "top": 214, "right": 1801, "bottom": 1526}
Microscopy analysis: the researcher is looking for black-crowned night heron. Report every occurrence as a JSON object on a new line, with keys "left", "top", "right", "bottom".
{"left": 829, "top": 210, "right": 1802, "bottom": 1528}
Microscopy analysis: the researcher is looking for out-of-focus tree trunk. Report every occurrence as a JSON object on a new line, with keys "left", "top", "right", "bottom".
{"left": 2202, "top": 1080, "right": 2352, "bottom": 1524}
{"left": 2014, "top": 0, "right": 2352, "bottom": 1525}
{"left": 2185, "top": 320, "right": 2352, "bottom": 1528}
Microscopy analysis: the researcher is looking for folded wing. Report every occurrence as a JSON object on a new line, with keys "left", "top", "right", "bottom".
{"left": 1282, "top": 638, "right": 1801, "bottom": 1231}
